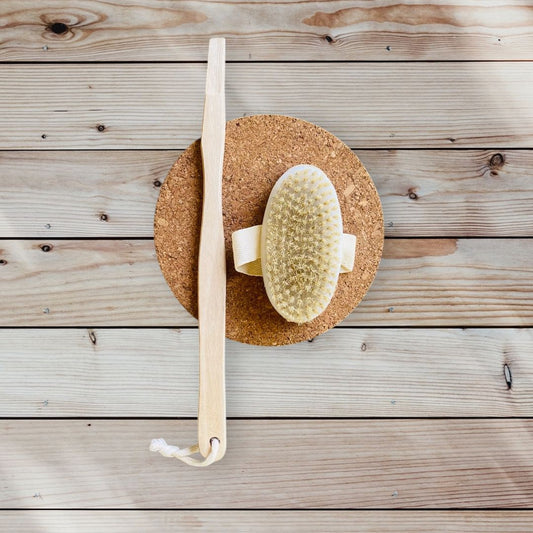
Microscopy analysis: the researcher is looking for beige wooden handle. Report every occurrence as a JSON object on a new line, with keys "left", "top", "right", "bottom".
{"left": 198, "top": 37, "right": 226, "bottom": 461}
{"left": 149, "top": 38, "right": 226, "bottom": 467}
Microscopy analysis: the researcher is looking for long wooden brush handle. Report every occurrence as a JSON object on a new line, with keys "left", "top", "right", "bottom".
{"left": 198, "top": 38, "right": 226, "bottom": 461}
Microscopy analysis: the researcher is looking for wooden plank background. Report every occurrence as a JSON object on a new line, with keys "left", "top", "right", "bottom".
{"left": 1, "top": 0, "right": 532, "bottom": 61}
{"left": 2, "top": 63, "right": 533, "bottom": 149}
{"left": 3, "top": 511, "right": 533, "bottom": 532}
{"left": 0, "top": 0, "right": 532, "bottom": 529}
{"left": 1, "top": 328, "right": 529, "bottom": 417}
{"left": 2, "top": 419, "right": 533, "bottom": 508}
{"left": 1, "top": 239, "right": 531, "bottom": 326}
{"left": 1, "top": 150, "right": 532, "bottom": 238}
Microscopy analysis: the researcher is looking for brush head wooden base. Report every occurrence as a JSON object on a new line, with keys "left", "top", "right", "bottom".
{"left": 154, "top": 114, "right": 384, "bottom": 346}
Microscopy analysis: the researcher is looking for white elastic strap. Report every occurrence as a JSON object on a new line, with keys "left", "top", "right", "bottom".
{"left": 340, "top": 233, "right": 356, "bottom": 273}
{"left": 231, "top": 224, "right": 263, "bottom": 276}
{"left": 232, "top": 225, "right": 356, "bottom": 276}
{"left": 149, "top": 437, "right": 220, "bottom": 467}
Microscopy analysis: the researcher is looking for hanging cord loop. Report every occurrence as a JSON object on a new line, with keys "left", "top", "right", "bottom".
{"left": 149, "top": 437, "right": 220, "bottom": 467}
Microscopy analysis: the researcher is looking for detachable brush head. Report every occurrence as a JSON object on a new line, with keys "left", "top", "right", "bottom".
{"left": 261, "top": 164, "right": 343, "bottom": 324}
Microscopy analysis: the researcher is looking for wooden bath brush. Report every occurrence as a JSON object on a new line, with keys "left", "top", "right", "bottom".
{"left": 155, "top": 115, "right": 384, "bottom": 346}
{"left": 232, "top": 164, "right": 357, "bottom": 324}
{"left": 151, "top": 40, "right": 384, "bottom": 466}
{"left": 150, "top": 38, "right": 227, "bottom": 467}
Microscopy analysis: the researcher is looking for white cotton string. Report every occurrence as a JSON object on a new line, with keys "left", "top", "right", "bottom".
{"left": 149, "top": 437, "right": 220, "bottom": 467}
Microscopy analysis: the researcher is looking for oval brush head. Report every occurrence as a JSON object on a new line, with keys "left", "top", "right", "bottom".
{"left": 261, "top": 164, "right": 343, "bottom": 324}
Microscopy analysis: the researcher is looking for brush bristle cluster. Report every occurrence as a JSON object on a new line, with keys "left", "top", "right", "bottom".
{"left": 262, "top": 165, "right": 342, "bottom": 324}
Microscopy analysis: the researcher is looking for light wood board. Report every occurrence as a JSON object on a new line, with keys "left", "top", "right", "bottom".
{"left": 1, "top": 149, "right": 531, "bottom": 238}
{"left": 1, "top": 419, "right": 532, "bottom": 508}
{"left": 0, "top": 328, "right": 529, "bottom": 417}
{"left": 1, "top": 63, "right": 532, "bottom": 149}
{"left": 1, "top": 511, "right": 533, "bottom": 532}
{"left": 0, "top": 238, "right": 531, "bottom": 326}
{"left": 1, "top": 0, "right": 532, "bottom": 520}
{"left": 1, "top": 0, "right": 532, "bottom": 61}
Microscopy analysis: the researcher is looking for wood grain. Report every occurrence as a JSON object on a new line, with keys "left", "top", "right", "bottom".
{"left": 0, "top": 238, "right": 531, "bottom": 326}
{"left": 1, "top": 0, "right": 532, "bottom": 61}
{"left": 1, "top": 63, "right": 532, "bottom": 149}
{"left": 2, "top": 0, "right": 531, "bottom": 519}
{"left": 1, "top": 419, "right": 532, "bottom": 508}
{"left": 0, "top": 328, "right": 530, "bottom": 417}
{"left": 0, "top": 151, "right": 171, "bottom": 237}
{"left": 1, "top": 150, "right": 532, "bottom": 238}
{"left": 197, "top": 37, "right": 227, "bottom": 459}
{"left": 2, "top": 511, "right": 533, "bottom": 532}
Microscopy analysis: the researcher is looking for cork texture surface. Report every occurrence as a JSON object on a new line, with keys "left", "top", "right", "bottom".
{"left": 154, "top": 115, "right": 384, "bottom": 345}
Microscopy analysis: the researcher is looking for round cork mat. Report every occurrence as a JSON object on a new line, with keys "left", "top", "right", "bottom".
{"left": 154, "top": 115, "right": 383, "bottom": 346}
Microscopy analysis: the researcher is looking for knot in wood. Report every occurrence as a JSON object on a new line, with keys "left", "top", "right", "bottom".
{"left": 489, "top": 153, "right": 505, "bottom": 169}
{"left": 48, "top": 22, "right": 69, "bottom": 35}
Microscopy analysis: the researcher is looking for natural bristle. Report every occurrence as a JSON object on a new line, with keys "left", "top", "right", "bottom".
{"left": 261, "top": 165, "right": 343, "bottom": 324}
